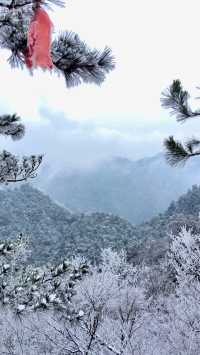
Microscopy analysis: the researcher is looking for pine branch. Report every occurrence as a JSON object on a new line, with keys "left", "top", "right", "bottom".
{"left": 0, "top": 10, "right": 30, "bottom": 66}
{"left": 0, "top": 113, "right": 43, "bottom": 183}
{"left": 0, "top": 0, "right": 64, "bottom": 10}
{"left": 0, "top": 151, "right": 43, "bottom": 183}
{"left": 0, "top": 14, "right": 115, "bottom": 86}
{"left": 52, "top": 32, "right": 115, "bottom": 87}
{"left": 164, "top": 136, "right": 200, "bottom": 166}
{"left": 161, "top": 80, "right": 200, "bottom": 122}
{"left": 0, "top": 113, "right": 25, "bottom": 140}
{"left": 185, "top": 138, "right": 200, "bottom": 154}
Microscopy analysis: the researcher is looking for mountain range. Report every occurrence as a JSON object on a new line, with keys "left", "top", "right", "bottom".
{"left": 34, "top": 153, "right": 200, "bottom": 224}
{"left": 0, "top": 181, "right": 200, "bottom": 266}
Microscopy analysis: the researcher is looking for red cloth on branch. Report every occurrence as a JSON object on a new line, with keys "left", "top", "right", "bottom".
{"left": 24, "top": 7, "right": 53, "bottom": 69}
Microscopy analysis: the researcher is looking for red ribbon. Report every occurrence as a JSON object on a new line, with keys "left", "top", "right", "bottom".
{"left": 24, "top": 7, "right": 53, "bottom": 69}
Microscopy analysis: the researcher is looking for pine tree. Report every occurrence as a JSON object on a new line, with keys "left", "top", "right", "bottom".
{"left": 0, "top": 0, "right": 115, "bottom": 183}
{"left": 161, "top": 80, "right": 200, "bottom": 166}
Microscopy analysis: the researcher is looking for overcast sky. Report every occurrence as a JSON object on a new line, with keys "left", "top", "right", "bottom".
{"left": 1, "top": 0, "right": 200, "bottom": 169}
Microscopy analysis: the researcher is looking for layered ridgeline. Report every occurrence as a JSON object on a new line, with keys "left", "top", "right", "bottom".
{"left": 0, "top": 184, "right": 139, "bottom": 265}
{"left": 0, "top": 184, "right": 200, "bottom": 266}
{"left": 34, "top": 153, "right": 200, "bottom": 224}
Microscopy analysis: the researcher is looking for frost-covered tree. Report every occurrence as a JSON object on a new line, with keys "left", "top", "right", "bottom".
{"left": 146, "top": 227, "right": 200, "bottom": 355}
{"left": 0, "top": 246, "right": 147, "bottom": 354}
{"left": 1, "top": 237, "right": 200, "bottom": 354}
{"left": 43, "top": 249, "right": 148, "bottom": 355}
{"left": 167, "top": 226, "right": 200, "bottom": 283}
{"left": 161, "top": 80, "right": 200, "bottom": 166}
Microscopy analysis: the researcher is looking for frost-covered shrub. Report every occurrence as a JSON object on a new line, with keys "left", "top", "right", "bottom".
{"left": 0, "top": 236, "right": 89, "bottom": 316}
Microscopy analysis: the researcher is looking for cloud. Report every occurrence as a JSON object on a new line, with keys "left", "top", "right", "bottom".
{"left": 0, "top": 106, "right": 198, "bottom": 174}
{"left": 1, "top": 0, "right": 200, "bottom": 171}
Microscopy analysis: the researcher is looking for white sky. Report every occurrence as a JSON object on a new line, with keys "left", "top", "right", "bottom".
{"left": 1, "top": 0, "right": 200, "bottom": 164}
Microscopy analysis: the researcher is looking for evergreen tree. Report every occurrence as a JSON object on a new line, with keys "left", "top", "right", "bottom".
{"left": 0, "top": 0, "right": 114, "bottom": 183}
{"left": 161, "top": 80, "right": 200, "bottom": 166}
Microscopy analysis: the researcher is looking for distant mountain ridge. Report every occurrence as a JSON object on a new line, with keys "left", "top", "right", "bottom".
{"left": 34, "top": 153, "right": 200, "bottom": 224}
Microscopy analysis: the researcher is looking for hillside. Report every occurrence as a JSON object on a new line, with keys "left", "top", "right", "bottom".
{"left": 128, "top": 184, "right": 200, "bottom": 264}
{"left": 0, "top": 184, "right": 139, "bottom": 264}
{"left": 0, "top": 184, "right": 200, "bottom": 265}
{"left": 166, "top": 184, "right": 200, "bottom": 217}
{"left": 34, "top": 153, "right": 200, "bottom": 224}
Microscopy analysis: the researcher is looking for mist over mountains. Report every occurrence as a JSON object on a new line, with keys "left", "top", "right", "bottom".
{"left": 1, "top": 151, "right": 200, "bottom": 266}
{"left": 0, "top": 181, "right": 200, "bottom": 267}
{"left": 34, "top": 153, "right": 200, "bottom": 224}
